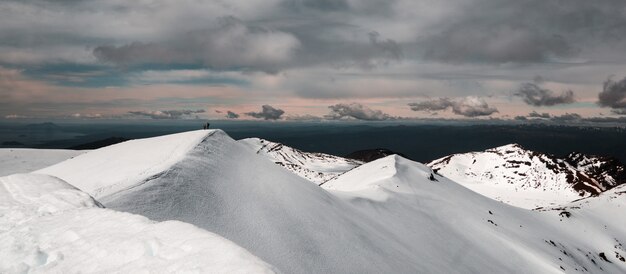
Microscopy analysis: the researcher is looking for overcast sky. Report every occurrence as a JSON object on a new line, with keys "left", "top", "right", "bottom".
{"left": 1, "top": 0, "right": 626, "bottom": 121}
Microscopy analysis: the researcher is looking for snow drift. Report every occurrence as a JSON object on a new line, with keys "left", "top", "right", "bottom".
{"left": 0, "top": 173, "right": 275, "bottom": 273}
{"left": 37, "top": 130, "right": 209, "bottom": 198}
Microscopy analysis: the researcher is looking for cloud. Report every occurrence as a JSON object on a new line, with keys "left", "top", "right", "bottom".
{"left": 70, "top": 113, "right": 103, "bottom": 119}
{"left": 598, "top": 76, "right": 626, "bottom": 111}
{"left": 245, "top": 105, "right": 285, "bottom": 120}
{"left": 128, "top": 109, "right": 205, "bottom": 119}
{"left": 407, "top": 98, "right": 454, "bottom": 112}
{"left": 4, "top": 0, "right": 626, "bottom": 119}
{"left": 284, "top": 114, "right": 323, "bottom": 121}
{"left": 550, "top": 112, "right": 582, "bottom": 122}
{"left": 408, "top": 97, "right": 498, "bottom": 117}
{"left": 514, "top": 81, "right": 575, "bottom": 106}
{"left": 422, "top": 26, "right": 574, "bottom": 63}
{"left": 325, "top": 103, "right": 392, "bottom": 121}
{"left": 4, "top": 114, "right": 29, "bottom": 119}
{"left": 514, "top": 115, "right": 527, "bottom": 121}
{"left": 94, "top": 17, "right": 301, "bottom": 72}
{"left": 417, "top": 0, "right": 626, "bottom": 64}
{"left": 528, "top": 111, "right": 551, "bottom": 119}
{"left": 225, "top": 111, "right": 240, "bottom": 119}
{"left": 612, "top": 109, "right": 626, "bottom": 115}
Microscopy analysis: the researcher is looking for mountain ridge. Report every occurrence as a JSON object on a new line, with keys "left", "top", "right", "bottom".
{"left": 18, "top": 129, "right": 626, "bottom": 273}
{"left": 428, "top": 143, "right": 626, "bottom": 209}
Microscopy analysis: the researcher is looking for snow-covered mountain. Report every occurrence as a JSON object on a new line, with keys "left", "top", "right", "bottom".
{"left": 38, "top": 130, "right": 210, "bottom": 198}
{"left": 3, "top": 130, "right": 625, "bottom": 273}
{"left": 38, "top": 130, "right": 426, "bottom": 273}
{"left": 29, "top": 130, "right": 626, "bottom": 273}
{"left": 324, "top": 155, "right": 626, "bottom": 273}
{"left": 428, "top": 144, "right": 626, "bottom": 209}
{"left": 0, "top": 173, "right": 274, "bottom": 273}
{"left": 239, "top": 137, "right": 362, "bottom": 184}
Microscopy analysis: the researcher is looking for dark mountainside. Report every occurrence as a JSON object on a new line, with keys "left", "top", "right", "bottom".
{"left": 565, "top": 152, "right": 626, "bottom": 194}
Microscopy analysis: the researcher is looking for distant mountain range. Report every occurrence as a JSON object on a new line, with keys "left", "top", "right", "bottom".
{"left": 237, "top": 140, "right": 626, "bottom": 209}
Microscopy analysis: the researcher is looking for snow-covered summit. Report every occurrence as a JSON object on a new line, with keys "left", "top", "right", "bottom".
{"left": 428, "top": 143, "right": 626, "bottom": 209}
{"left": 322, "top": 155, "right": 439, "bottom": 196}
{"left": 239, "top": 137, "right": 362, "bottom": 184}
{"left": 37, "top": 130, "right": 216, "bottom": 198}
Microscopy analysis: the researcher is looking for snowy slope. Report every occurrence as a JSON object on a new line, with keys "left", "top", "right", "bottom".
{"left": 239, "top": 137, "right": 362, "bottom": 184}
{"left": 101, "top": 131, "right": 424, "bottom": 273}
{"left": 31, "top": 130, "right": 626, "bottom": 273}
{"left": 428, "top": 144, "right": 624, "bottom": 209}
{"left": 0, "top": 149, "right": 85, "bottom": 176}
{"left": 37, "top": 130, "right": 209, "bottom": 198}
{"left": 0, "top": 173, "right": 275, "bottom": 273}
{"left": 325, "top": 155, "right": 626, "bottom": 273}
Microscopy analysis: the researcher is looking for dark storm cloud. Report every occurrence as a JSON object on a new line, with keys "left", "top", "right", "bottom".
{"left": 407, "top": 98, "right": 454, "bottom": 112}
{"left": 551, "top": 113, "right": 582, "bottom": 122}
{"left": 514, "top": 116, "right": 527, "bottom": 121}
{"left": 368, "top": 32, "right": 402, "bottom": 61}
{"left": 326, "top": 103, "right": 392, "bottom": 121}
{"left": 93, "top": 17, "right": 300, "bottom": 73}
{"left": 5, "top": 0, "right": 626, "bottom": 119}
{"left": 245, "top": 105, "right": 285, "bottom": 120}
{"left": 225, "top": 111, "right": 240, "bottom": 119}
{"left": 128, "top": 109, "right": 205, "bottom": 119}
{"left": 528, "top": 111, "right": 551, "bottom": 119}
{"left": 408, "top": 97, "right": 498, "bottom": 117}
{"left": 598, "top": 76, "right": 626, "bottom": 110}
{"left": 91, "top": 17, "right": 403, "bottom": 72}
{"left": 299, "top": 0, "right": 349, "bottom": 11}
{"left": 419, "top": 0, "right": 626, "bottom": 63}
{"left": 513, "top": 82, "right": 575, "bottom": 106}
{"left": 4, "top": 0, "right": 626, "bottom": 68}
{"left": 422, "top": 28, "right": 573, "bottom": 63}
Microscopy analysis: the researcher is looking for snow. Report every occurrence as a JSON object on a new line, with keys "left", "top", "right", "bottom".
{"left": 239, "top": 137, "right": 362, "bottom": 184}
{"left": 101, "top": 130, "right": 423, "bottom": 273}
{"left": 37, "top": 130, "right": 210, "bottom": 198}
{"left": 9, "top": 130, "right": 626, "bottom": 273}
{"left": 0, "top": 149, "right": 85, "bottom": 176}
{"left": 0, "top": 173, "right": 275, "bottom": 273}
{"left": 428, "top": 144, "right": 588, "bottom": 209}
{"left": 326, "top": 155, "right": 626, "bottom": 273}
